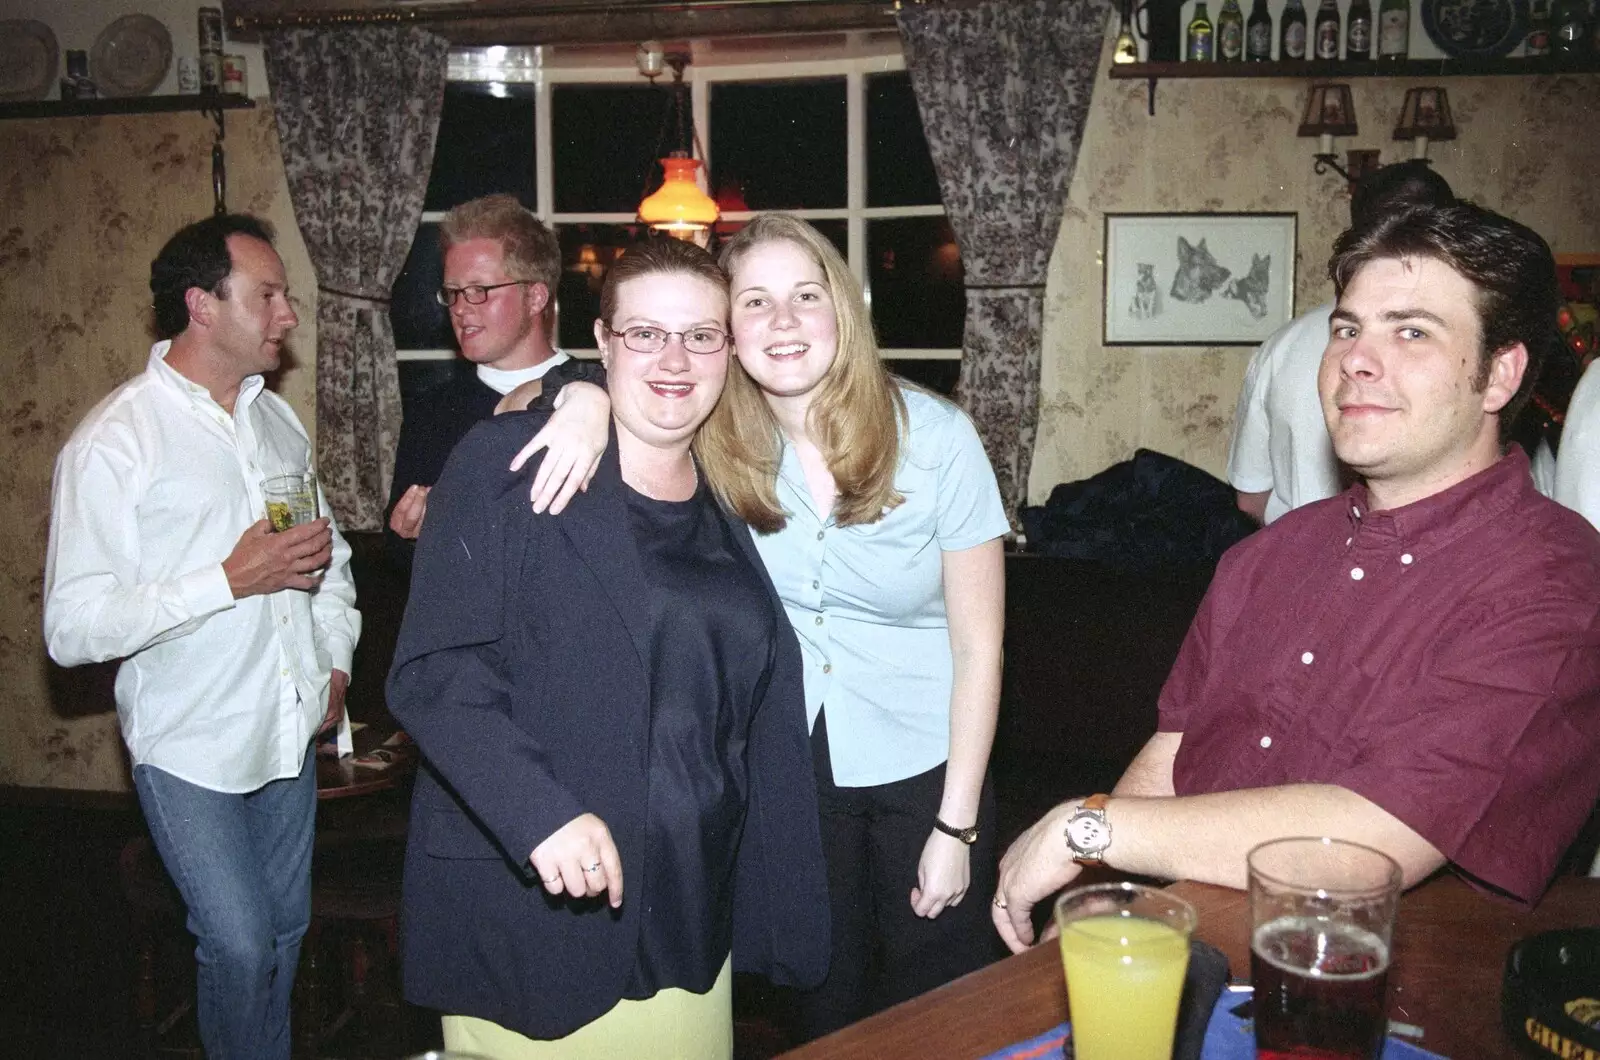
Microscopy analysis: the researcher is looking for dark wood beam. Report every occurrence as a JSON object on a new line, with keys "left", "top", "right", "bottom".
{"left": 224, "top": 0, "right": 900, "bottom": 44}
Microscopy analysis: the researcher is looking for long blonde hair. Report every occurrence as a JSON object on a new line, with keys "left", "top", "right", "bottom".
{"left": 695, "top": 214, "right": 906, "bottom": 533}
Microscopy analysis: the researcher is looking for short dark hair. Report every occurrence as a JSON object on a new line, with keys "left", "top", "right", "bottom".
{"left": 149, "top": 214, "right": 275, "bottom": 339}
{"left": 599, "top": 236, "right": 727, "bottom": 327}
{"left": 1330, "top": 200, "right": 1558, "bottom": 431}
{"left": 1349, "top": 161, "right": 1454, "bottom": 232}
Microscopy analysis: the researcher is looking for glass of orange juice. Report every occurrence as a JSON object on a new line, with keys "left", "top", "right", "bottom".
{"left": 1055, "top": 882, "right": 1197, "bottom": 1060}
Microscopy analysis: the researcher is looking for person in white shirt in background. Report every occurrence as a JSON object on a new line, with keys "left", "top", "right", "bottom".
{"left": 1228, "top": 161, "right": 1455, "bottom": 524}
{"left": 43, "top": 214, "right": 360, "bottom": 1060}
{"left": 1553, "top": 357, "right": 1600, "bottom": 531}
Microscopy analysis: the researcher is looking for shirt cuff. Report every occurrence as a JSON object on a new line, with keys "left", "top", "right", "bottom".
{"left": 184, "top": 564, "right": 239, "bottom": 619}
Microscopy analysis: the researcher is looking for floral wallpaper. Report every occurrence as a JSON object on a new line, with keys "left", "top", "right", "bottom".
{"left": 1031, "top": 34, "right": 1600, "bottom": 499}
{"left": 0, "top": 104, "right": 313, "bottom": 791}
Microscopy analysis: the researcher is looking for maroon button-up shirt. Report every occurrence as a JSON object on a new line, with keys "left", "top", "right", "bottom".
{"left": 1160, "top": 449, "right": 1600, "bottom": 903}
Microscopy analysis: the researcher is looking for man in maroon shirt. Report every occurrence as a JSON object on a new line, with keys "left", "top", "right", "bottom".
{"left": 994, "top": 201, "right": 1600, "bottom": 951}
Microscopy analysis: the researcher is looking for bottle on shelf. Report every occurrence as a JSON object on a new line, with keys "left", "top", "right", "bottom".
{"left": 1377, "top": 0, "right": 1410, "bottom": 58}
{"left": 1188, "top": 1, "right": 1217, "bottom": 60}
{"left": 1314, "top": 0, "right": 1343, "bottom": 58}
{"left": 1347, "top": 0, "right": 1375, "bottom": 58}
{"left": 1247, "top": 0, "right": 1275, "bottom": 58}
{"left": 1553, "top": 0, "right": 1589, "bottom": 53}
{"left": 1524, "top": 0, "right": 1553, "bottom": 55}
{"left": 1218, "top": 0, "right": 1246, "bottom": 58}
{"left": 1282, "top": 0, "right": 1310, "bottom": 58}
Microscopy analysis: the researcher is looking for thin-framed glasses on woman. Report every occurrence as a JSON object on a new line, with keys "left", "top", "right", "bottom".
{"left": 602, "top": 322, "right": 729, "bottom": 355}
{"left": 435, "top": 281, "right": 527, "bottom": 307}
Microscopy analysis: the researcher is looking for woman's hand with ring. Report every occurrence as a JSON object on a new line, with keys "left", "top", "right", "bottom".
{"left": 529, "top": 812, "right": 625, "bottom": 907}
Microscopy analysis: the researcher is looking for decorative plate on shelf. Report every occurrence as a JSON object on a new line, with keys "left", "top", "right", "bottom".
{"left": 0, "top": 19, "right": 59, "bottom": 102}
{"left": 90, "top": 13, "right": 173, "bottom": 97}
{"left": 1421, "top": 0, "right": 1528, "bottom": 58}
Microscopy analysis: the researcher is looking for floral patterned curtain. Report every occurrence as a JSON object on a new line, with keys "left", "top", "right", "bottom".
{"left": 898, "top": 0, "right": 1109, "bottom": 522}
{"left": 263, "top": 26, "right": 449, "bottom": 531}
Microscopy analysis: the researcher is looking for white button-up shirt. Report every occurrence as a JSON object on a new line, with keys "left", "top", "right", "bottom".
{"left": 44, "top": 343, "right": 360, "bottom": 793}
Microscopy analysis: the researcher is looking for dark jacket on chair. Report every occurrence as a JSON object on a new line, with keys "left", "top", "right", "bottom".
{"left": 386, "top": 412, "right": 830, "bottom": 1039}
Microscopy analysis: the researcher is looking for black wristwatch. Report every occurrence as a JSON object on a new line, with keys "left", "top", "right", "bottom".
{"left": 933, "top": 815, "right": 979, "bottom": 845}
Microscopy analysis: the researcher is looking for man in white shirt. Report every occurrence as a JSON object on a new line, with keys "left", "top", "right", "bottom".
{"left": 1228, "top": 162, "right": 1455, "bottom": 523}
{"left": 43, "top": 214, "right": 360, "bottom": 1060}
{"left": 1554, "top": 356, "right": 1600, "bottom": 532}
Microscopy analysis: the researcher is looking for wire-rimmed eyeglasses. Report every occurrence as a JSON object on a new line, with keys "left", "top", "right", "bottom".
{"left": 435, "top": 281, "right": 527, "bottom": 307}
{"left": 602, "top": 322, "right": 729, "bottom": 356}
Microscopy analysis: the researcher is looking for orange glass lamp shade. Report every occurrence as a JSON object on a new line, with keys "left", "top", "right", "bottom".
{"left": 638, "top": 154, "right": 720, "bottom": 237}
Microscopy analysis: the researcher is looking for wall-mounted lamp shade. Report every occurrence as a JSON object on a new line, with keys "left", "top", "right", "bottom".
{"left": 1298, "top": 83, "right": 1359, "bottom": 139}
{"left": 638, "top": 155, "right": 719, "bottom": 235}
{"left": 1393, "top": 87, "right": 1456, "bottom": 142}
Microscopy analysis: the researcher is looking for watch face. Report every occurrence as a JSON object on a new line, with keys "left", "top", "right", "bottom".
{"left": 1067, "top": 812, "right": 1110, "bottom": 853}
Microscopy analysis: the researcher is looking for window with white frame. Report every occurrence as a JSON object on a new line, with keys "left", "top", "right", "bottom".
{"left": 390, "top": 39, "right": 964, "bottom": 394}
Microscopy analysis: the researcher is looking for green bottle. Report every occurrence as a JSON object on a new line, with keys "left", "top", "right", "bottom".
{"left": 1189, "top": 1, "right": 1216, "bottom": 61}
{"left": 1218, "top": 0, "right": 1246, "bottom": 58}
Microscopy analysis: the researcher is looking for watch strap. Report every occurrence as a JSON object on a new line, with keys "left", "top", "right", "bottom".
{"left": 932, "top": 815, "right": 979, "bottom": 845}
{"left": 1067, "top": 793, "right": 1113, "bottom": 865}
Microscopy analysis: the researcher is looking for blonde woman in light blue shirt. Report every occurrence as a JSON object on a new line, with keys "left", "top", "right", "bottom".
{"left": 696, "top": 214, "right": 1009, "bottom": 1039}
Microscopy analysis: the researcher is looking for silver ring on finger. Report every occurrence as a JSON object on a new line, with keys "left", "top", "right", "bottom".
{"left": 993, "top": 895, "right": 1008, "bottom": 909}
{"left": 542, "top": 875, "right": 560, "bottom": 884}
{"left": 585, "top": 862, "right": 602, "bottom": 873}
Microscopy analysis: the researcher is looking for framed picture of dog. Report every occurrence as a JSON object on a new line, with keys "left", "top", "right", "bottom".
{"left": 1103, "top": 212, "right": 1297, "bottom": 346}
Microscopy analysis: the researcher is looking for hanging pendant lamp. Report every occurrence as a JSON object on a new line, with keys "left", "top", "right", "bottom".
{"left": 636, "top": 50, "right": 719, "bottom": 242}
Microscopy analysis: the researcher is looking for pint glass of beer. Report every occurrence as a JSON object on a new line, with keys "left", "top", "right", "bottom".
{"left": 1055, "top": 881, "right": 1197, "bottom": 1060}
{"left": 1248, "top": 837, "right": 1402, "bottom": 1060}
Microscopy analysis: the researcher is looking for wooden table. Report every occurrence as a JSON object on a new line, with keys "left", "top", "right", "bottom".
{"left": 315, "top": 728, "right": 417, "bottom": 801}
{"left": 779, "top": 875, "right": 1600, "bottom": 1060}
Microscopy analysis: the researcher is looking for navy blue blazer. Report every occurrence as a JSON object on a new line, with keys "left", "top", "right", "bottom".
{"left": 386, "top": 411, "right": 829, "bottom": 1039}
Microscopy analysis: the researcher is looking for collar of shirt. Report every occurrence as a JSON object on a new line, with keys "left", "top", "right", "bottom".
{"left": 477, "top": 351, "right": 570, "bottom": 396}
{"left": 1344, "top": 447, "right": 1533, "bottom": 559}
{"left": 147, "top": 340, "right": 266, "bottom": 421}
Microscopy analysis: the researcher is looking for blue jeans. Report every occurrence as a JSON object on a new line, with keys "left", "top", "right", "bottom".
{"left": 133, "top": 749, "right": 316, "bottom": 1060}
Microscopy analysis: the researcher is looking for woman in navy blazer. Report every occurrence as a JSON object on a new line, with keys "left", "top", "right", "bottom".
{"left": 387, "top": 239, "right": 828, "bottom": 1056}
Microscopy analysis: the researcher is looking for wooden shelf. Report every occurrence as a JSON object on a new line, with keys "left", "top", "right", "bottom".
{"left": 0, "top": 94, "right": 256, "bottom": 122}
{"left": 1110, "top": 56, "right": 1600, "bottom": 79}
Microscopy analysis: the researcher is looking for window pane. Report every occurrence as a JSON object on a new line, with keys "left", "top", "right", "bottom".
{"left": 884, "top": 359, "right": 959, "bottom": 397}
{"left": 390, "top": 223, "right": 453, "bottom": 351}
{"left": 553, "top": 85, "right": 666, "bottom": 214}
{"left": 710, "top": 79, "right": 846, "bottom": 210}
{"left": 866, "top": 72, "right": 942, "bottom": 208}
{"left": 869, "top": 217, "right": 965, "bottom": 349}
{"left": 425, "top": 83, "right": 537, "bottom": 212}
{"left": 555, "top": 223, "right": 653, "bottom": 349}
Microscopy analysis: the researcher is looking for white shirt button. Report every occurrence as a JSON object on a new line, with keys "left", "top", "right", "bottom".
{"left": 814, "top": 615, "right": 824, "bottom": 625}
{"left": 812, "top": 580, "right": 820, "bottom": 590}
{"left": 1401, "top": 553, "right": 1414, "bottom": 565}
{"left": 1350, "top": 567, "right": 1365, "bottom": 581}
{"left": 823, "top": 664, "right": 832, "bottom": 674}
{"left": 816, "top": 531, "right": 825, "bottom": 541}
{"left": 1300, "top": 651, "right": 1314, "bottom": 665}
{"left": 281, "top": 615, "right": 289, "bottom": 624}
{"left": 1259, "top": 735, "right": 1273, "bottom": 749}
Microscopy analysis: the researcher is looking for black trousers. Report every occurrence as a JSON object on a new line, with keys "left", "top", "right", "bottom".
{"left": 795, "top": 710, "right": 1004, "bottom": 1042}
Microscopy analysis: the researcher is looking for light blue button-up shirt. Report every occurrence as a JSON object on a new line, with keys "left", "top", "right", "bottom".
{"left": 749, "top": 387, "right": 1009, "bottom": 787}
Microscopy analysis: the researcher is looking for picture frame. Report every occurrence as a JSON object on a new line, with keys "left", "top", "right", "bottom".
{"left": 1103, "top": 212, "right": 1297, "bottom": 346}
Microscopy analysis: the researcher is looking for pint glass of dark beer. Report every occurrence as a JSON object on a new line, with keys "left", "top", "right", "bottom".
{"left": 1248, "top": 837, "right": 1402, "bottom": 1060}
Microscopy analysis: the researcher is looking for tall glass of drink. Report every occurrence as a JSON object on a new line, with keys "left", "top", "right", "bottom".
{"left": 261, "top": 472, "right": 319, "bottom": 532}
{"left": 1248, "top": 836, "right": 1402, "bottom": 1060}
{"left": 1055, "top": 881, "right": 1197, "bottom": 1060}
